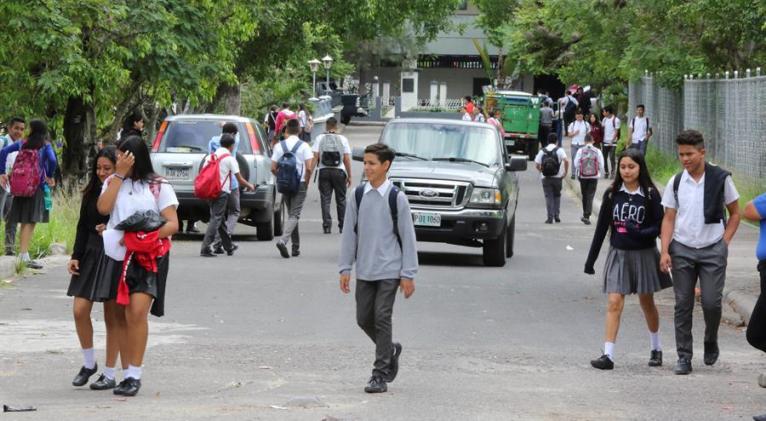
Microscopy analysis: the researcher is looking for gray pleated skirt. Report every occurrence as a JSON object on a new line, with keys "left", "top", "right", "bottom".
{"left": 603, "top": 246, "right": 672, "bottom": 294}
{"left": 8, "top": 189, "right": 49, "bottom": 224}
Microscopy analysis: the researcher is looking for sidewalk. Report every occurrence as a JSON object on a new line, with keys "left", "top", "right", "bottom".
{"left": 561, "top": 137, "right": 761, "bottom": 326}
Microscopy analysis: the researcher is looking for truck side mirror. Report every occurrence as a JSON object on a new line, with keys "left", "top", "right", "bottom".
{"left": 352, "top": 147, "right": 364, "bottom": 162}
{"left": 505, "top": 156, "right": 527, "bottom": 172}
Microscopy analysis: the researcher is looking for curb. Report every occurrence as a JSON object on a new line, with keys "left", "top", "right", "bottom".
{"left": 563, "top": 176, "right": 756, "bottom": 326}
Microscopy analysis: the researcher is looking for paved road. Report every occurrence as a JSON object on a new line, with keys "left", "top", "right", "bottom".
{"left": 0, "top": 124, "right": 764, "bottom": 420}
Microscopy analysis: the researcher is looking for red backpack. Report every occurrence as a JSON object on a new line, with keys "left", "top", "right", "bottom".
{"left": 11, "top": 147, "right": 42, "bottom": 197}
{"left": 194, "top": 152, "right": 230, "bottom": 200}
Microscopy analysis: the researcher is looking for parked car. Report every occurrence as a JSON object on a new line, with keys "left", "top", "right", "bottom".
{"left": 354, "top": 118, "right": 527, "bottom": 266}
{"left": 486, "top": 90, "right": 541, "bottom": 161}
{"left": 150, "top": 114, "right": 283, "bottom": 240}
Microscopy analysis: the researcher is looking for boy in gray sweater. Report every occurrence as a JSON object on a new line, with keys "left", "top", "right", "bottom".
{"left": 338, "top": 143, "right": 418, "bottom": 393}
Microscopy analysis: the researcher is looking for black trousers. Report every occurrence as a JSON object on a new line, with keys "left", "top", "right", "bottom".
{"left": 318, "top": 168, "right": 347, "bottom": 230}
{"left": 602, "top": 145, "right": 617, "bottom": 176}
{"left": 747, "top": 261, "right": 766, "bottom": 352}
{"left": 579, "top": 178, "right": 598, "bottom": 218}
{"left": 356, "top": 279, "right": 400, "bottom": 378}
{"left": 539, "top": 124, "right": 552, "bottom": 149}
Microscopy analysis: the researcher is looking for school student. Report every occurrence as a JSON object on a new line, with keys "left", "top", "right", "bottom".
{"left": 200, "top": 133, "right": 255, "bottom": 257}
{"left": 0, "top": 116, "right": 24, "bottom": 256}
{"left": 312, "top": 117, "right": 351, "bottom": 234}
{"left": 585, "top": 149, "right": 672, "bottom": 369}
{"left": 659, "top": 129, "right": 740, "bottom": 375}
{"left": 534, "top": 133, "right": 569, "bottom": 224}
{"left": 97, "top": 136, "right": 179, "bottom": 396}
{"left": 339, "top": 143, "right": 418, "bottom": 393}
{"left": 573, "top": 134, "right": 605, "bottom": 225}
{"left": 567, "top": 110, "right": 590, "bottom": 180}
{"left": 628, "top": 104, "right": 652, "bottom": 155}
{"left": 67, "top": 146, "right": 127, "bottom": 390}
{"left": 601, "top": 106, "right": 620, "bottom": 179}
{"left": 0, "top": 119, "right": 58, "bottom": 269}
{"left": 207, "top": 123, "right": 242, "bottom": 254}
{"left": 743, "top": 193, "right": 766, "bottom": 421}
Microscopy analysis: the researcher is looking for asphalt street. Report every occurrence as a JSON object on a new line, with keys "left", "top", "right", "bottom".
{"left": 1, "top": 124, "right": 764, "bottom": 420}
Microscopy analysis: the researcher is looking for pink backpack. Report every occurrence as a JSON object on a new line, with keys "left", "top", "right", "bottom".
{"left": 10, "top": 148, "right": 42, "bottom": 197}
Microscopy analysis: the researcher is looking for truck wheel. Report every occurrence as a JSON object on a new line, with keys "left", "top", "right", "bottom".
{"left": 483, "top": 225, "right": 507, "bottom": 267}
{"left": 273, "top": 197, "right": 285, "bottom": 237}
{"left": 506, "top": 215, "right": 515, "bottom": 258}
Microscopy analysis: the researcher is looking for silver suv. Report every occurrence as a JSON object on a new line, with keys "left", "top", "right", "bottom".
{"left": 150, "top": 114, "right": 283, "bottom": 240}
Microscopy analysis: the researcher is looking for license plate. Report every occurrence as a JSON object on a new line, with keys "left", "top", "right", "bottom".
{"left": 165, "top": 167, "right": 190, "bottom": 180}
{"left": 505, "top": 139, "right": 515, "bottom": 146}
{"left": 413, "top": 212, "right": 441, "bottom": 227}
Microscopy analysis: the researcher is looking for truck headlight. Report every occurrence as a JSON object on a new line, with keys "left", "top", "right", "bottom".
{"left": 469, "top": 188, "right": 502, "bottom": 205}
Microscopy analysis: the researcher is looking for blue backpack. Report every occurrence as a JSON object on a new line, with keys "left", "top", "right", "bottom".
{"left": 276, "top": 140, "right": 303, "bottom": 194}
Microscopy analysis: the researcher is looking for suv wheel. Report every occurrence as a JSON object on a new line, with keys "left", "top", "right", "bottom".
{"left": 273, "top": 198, "right": 285, "bottom": 237}
{"left": 506, "top": 215, "right": 515, "bottom": 258}
{"left": 482, "top": 225, "right": 507, "bottom": 267}
{"left": 256, "top": 218, "right": 274, "bottom": 241}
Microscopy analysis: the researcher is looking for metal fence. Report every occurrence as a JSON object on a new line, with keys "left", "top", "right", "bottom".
{"left": 629, "top": 72, "right": 766, "bottom": 180}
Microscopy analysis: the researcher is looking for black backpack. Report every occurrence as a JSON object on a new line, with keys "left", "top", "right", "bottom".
{"left": 319, "top": 133, "right": 342, "bottom": 167}
{"left": 354, "top": 184, "right": 401, "bottom": 248}
{"left": 541, "top": 146, "right": 561, "bottom": 177}
{"left": 564, "top": 97, "right": 577, "bottom": 116}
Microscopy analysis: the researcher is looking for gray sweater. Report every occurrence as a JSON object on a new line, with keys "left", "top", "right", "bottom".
{"left": 338, "top": 184, "right": 419, "bottom": 280}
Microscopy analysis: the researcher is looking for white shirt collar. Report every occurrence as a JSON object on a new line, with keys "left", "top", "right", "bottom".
{"left": 619, "top": 183, "right": 645, "bottom": 196}
{"left": 364, "top": 179, "right": 391, "bottom": 197}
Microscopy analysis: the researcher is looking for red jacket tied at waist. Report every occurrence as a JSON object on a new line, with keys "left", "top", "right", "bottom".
{"left": 117, "top": 230, "right": 172, "bottom": 306}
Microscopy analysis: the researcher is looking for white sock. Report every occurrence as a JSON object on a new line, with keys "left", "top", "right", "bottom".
{"left": 650, "top": 331, "right": 662, "bottom": 351}
{"left": 104, "top": 366, "right": 116, "bottom": 380}
{"left": 126, "top": 364, "right": 142, "bottom": 380}
{"left": 20, "top": 252, "right": 30, "bottom": 262}
{"left": 604, "top": 342, "right": 615, "bottom": 360}
{"left": 82, "top": 348, "right": 96, "bottom": 369}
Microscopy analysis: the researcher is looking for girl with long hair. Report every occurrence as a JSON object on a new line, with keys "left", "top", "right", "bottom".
{"left": 0, "top": 119, "right": 58, "bottom": 269}
{"left": 588, "top": 112, "right": 604, "bottom": 149}
{"left": 584, "top": 148, "right": 672, "bottom": 370}
{"left": 120, "top": 110, "right": 145, "bottom": 141}
{"left": 67, "top": 146, "right": 128, "bottom": 390}
{"left": 97, "top": 136, "right": 178, "bottom": 396}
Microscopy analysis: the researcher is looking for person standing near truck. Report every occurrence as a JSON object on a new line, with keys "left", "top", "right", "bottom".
{"left": 539, "top": 102, "right": 554, "bottom": 151}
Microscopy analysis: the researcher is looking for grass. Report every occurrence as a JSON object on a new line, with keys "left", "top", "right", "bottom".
{"left": 0, "top": 189, "right": 80, "bottom": 260}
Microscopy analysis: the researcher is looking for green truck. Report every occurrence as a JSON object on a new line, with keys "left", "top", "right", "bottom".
{"left": 487, "top": 90, "right": 541, "bottom": 160}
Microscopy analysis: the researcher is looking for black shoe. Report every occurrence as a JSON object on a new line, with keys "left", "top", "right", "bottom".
{"left": 384, "top": 343, "right": 403, "bottom": 383}
{"left": 673, "top": 358, "right": 692, "bottom": 375}
{"left": 186, "top": 225, "right": 200, "bottom": 234}
{"left": 554, "top": 217, "right": 561, "bottom": 223}
{"left": 753, "top": 414, "right": 766, "bottom": 421}
{"left": 704, "top": 341, "right": 719, "bottom": 366}
{"left": 648, "top": 350, "right": 663, "bottom": 367}
{"left": 5, "top": 250, "right": 13, "bottom": 256}
{"left": 26, "top": 260, "right": 43, "bottom": 269}
{"left": 226, "top": 244, "right": 239, "bottom": 256}
{"left": 291, "top": 248, "right": 300, "bottom": 257}
{"left": 90, "top": 374, "right": 116, "bottom": 390}
{"left": 213, "top": 244, "right": 225, "bottom": 254}
{"left": 338, "top": 226, "right": 343, "bottom": 234}
{"left": 364, "top": 376, "right": 387, "bottom": 393}
{"left": 590, "top": 354, "right": 614, "bottom": 370}
{"left": 276, "top": 242, "right": 289, "bottom": 258}
{"left": 200, "top": 250, "right": 217, "bottom": 257}
{"left": 323, "top": 227, "right": 331, "bottom": 234}
{"left": 545, "top": 218, "right": 553, "bottom": 224}
{"left": 114, "top": 377, "right": 141, "bottom": 397}
{"left": 581, "top": 217, "right": 591, "bottom": 225}
{"left": 72, "top": 364, "right": 98, "bottom": 386}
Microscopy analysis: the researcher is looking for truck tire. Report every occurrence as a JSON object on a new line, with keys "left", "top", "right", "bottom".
{"left": 506, "top": 215, "right": 515, "bottom": 258}
{"left": 483, "top": 225, "right": 507, "bottom": 267}
{"left": 273, "top": 197, "right": 285, "bottom": 237}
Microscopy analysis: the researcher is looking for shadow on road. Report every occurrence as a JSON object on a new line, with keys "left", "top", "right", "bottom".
{"left": 418, "top": 251, "right": 485, "bottom": 267}
{"left": 171, "top": 233, "right": 260, "bottom": 242}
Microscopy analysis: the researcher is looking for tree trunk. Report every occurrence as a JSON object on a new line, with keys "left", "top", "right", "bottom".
{"left": 62, "top": 96, "right": 96, "bottom": 183}
{"left": 211, "top": 83, "right": 242, "bottom": 115}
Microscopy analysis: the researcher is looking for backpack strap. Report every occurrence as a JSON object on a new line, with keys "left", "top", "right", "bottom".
{"left": 289, "top": 140, "right": 302, "bottom": 154}
{"left": 280, "top": 140, "right": 289, "bottom": 155}
{"left": 672, "top": 172, "right": 683, "bottom": 207}
{"left": 353, "top": 183, "right": 402, "bottom": 249}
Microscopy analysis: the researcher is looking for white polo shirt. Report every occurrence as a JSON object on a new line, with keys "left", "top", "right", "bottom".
{"left": 630, "top": 116, "right": 650, "bottom": 143}
{"left": 661, "top": 171, "right": 739, "bottom": 248}
{"left": 601, "top": 116, "right": 620, "bottom": 145}
{"left": 567, "top": 120, "right": 590, "bottom": 145}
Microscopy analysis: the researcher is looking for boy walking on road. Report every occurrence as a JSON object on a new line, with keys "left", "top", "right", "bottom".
{"left": 200, "top": 134, "right": 255, "bottom": 257}
{"left": 660, "top": 129, "right": 740, "bottom": 375}
{"left": 208, "top": 123, "right": 241, "bottom": 254}
{"left": 601, "top": 106, "right": 620, "bottom": 178}
{"left": 338, "top": 143, "right": 418, "bottom": 394}
{"left": 313, "top": 117, "right": 351, "bottom": 234}
{"left": 628, "top": 104, "right": 652, "bottom": 155}
{"left": 272, "top": 119, "right": 314, "bottom": 258}
{"left": 574, "top": 134, "right": 605, "bottom": 225}
{"left": 567, "top": 110, "right": 591, "bottom": 180}
{"left": 535, "top": 133, "right": 569, "bottom": 224}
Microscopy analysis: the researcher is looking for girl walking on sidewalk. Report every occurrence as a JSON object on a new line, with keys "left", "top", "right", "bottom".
{"left": 584, "top": 149, "right": 672, "bottom": 369}
{"left": 67, "top": 146, "right": 127, "bottom": 390}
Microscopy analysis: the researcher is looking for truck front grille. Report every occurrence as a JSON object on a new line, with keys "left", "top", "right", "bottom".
{"left": 391, "top": 178, "right": 470, "bottom": 209}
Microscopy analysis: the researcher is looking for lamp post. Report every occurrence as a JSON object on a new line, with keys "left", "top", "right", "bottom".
{"left": 322, "top": 55, "right": 333, "bottom": 93}
{"left": 308, "top": 59, "right": 320, "bottom": 98}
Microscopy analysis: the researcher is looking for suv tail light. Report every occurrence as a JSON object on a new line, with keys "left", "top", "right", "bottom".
{"left": 245, "top": 123, "right": 261, "bottom": 154}
{"left": 152, "top": 121, "right": 168, "bottom": 152}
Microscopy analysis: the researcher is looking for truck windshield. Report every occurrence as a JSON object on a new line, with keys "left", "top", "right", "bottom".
{"left": 381, "top": 123, "right": 501, "bottom": 167}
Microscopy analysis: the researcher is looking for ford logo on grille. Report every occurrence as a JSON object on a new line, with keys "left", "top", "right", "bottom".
{"left": 419, "top": 189, "right": 438, "bottom": 198}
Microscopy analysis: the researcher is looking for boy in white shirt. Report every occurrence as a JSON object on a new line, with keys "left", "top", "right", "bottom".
{"left": 567, "top": 110, "right": 590, "bottom": 179}
{"left": 534, "top": 133, "right": 569, "bottom": 223}
{"left": 573, "top": 134, "right": 605, "bottom": 224}
{"left": 601, "top": 106, "right": 620, "bottom": 178}
{"left": 628, "top": 104, "right": 652, "bottom": 155}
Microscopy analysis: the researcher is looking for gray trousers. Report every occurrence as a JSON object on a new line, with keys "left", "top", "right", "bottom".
{"left": 214, "top": 188, "right": 240, "bottom": 246}
{"left": 318, "top": 168, "right": 347, "bottom": 230}
{"left": 602, "top": 145, "right": 616, "bottom": 176}
{"left": 570, "top": 144, "right": 582, "bottom": 178}
{"left": 671, "top": 239, "right": 728, "bottom": 360}
{"left": 0, "top": 190, "right": 15, "bottom": 254}
{"left": 356, "top": 279, "right": 400, "bottom": 378}
{"left": 541, "top": 177, "right": 562, "bottom": 220}
{"left": 280, "top": 182, "right": 307, "bottom": 248}
{"left": 579, "top": 178, "right": 598, "bottom": 218}
{"left": 201, "top": 192, "right": 233, "bottom": 253}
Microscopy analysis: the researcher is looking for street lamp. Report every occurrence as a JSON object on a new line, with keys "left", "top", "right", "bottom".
{"left": 322, "top": 55, "right": 333, "bottom": 93}
{"left": 308, "top": 58, "right": 320, "bottom": 98}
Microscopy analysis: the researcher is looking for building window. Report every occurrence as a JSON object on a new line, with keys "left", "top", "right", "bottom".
{"left": 402, "top": 78, "right": 415, "bottom": 93}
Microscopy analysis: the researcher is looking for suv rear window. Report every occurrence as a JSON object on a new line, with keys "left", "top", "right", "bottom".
{"left": 159, "top": 120, "right": 253, "bottom": 154}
